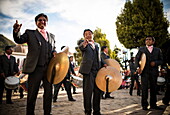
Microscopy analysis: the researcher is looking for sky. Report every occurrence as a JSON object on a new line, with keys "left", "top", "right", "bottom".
{"left": 0, "top": 0, "right": 170, "bottom": 53}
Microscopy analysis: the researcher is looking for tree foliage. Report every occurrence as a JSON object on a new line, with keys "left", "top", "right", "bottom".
{"left": 116, "top": 0, "right": 169, "bottom": 49}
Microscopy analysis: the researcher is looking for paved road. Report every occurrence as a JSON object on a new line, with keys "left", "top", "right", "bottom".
{"left": 0, "top": 88, "right": 169, "bottom": 115}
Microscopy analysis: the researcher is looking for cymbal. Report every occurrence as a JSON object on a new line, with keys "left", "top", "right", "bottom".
{"left": 139, "top": 53, "right": 146, "bottom": 72}
{"left": 104, "top": 59, "right": 121, "bottom": 72}
{"left": 47, "top": 52, "right": 69, "bottom": 84}
{"left": 96, "top": 66, "right": 122, "bottom": 92}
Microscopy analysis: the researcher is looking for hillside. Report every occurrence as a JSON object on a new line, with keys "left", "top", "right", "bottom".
{"left": 0, "top": 34, "right": 16, "bottom": 54}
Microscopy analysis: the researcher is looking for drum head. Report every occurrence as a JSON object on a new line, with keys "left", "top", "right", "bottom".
{"left": 5, "top": 76, "right": 19, "bottom": 85}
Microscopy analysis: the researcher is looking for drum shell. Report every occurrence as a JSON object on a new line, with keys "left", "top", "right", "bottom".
{"left": 4, "top": 76, "right": 20, "bottom": 89}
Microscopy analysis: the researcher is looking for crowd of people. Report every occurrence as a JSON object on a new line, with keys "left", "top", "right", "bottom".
{"left": 0, "top": 13, "right": 169, "bottom": 115}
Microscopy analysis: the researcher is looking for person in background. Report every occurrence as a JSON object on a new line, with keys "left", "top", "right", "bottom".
{"left": 78, "top": 29, "right": 106, "bottom": 115}
{"left": 69, "top": 56, "right": 78, "bottom": 94}
{"left": 53, "top": 46, "right": 76, "bottom": 102}
{"left": 0, "top": 46, "right": 19, "bottom": 104}
{"left": 13, "top": 13, "right": 56, "bottom": 115}
{"left": 16, "top": 58, "right": 24, "bottom": 99}
{"left": 129, "top": 57, "right": 141, "bottom": 96}
{"left": 100, "top": 46, "right": 114, "bottom": 99}
{"left": 135, "top": 36, "right": 163, "bottom": 110}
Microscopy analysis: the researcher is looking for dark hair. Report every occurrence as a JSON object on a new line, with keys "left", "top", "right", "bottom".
{"left": 61, "top": 46, "right": 66, "bottom": 50}
{"left": 146, "top": 36, "right": 155, "bottom": 42}
{"left": 35, "top": 13, "right": 48, "bottom": 22}
{"left": 83, "top": 29, "right": 93, "bottom": 36}
{"left": 101, "top": 46, "right": 107, "bottom": 51}
{"left": 5, "top": 46, "right": 12, "bottom": 51}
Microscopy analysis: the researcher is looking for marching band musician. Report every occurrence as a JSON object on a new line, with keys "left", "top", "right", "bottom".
{"left": 13, "top": 13, "right": 56, "bottom": 115}
{"left": 78, "top": 29, "right": 106, "bottom": 115}
{"left": 69, "top": 56, "right": 78, "bottom": 94}
{"left": 53, "top": 46, "right": 76, "bottom": 102}
{"left": 129, "top": 57, "right": 141, "bottom": 96}
{"left": 0, "top": 46, "right": 19, "bottom": 104}
{"left": 100, "top": 46, "right": 114, "bottom": 99}
{"left": 135, "top": 36, "right": 163, "bottom": 110}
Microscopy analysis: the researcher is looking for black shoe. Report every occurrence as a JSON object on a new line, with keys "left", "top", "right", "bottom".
{"left": 150, "top": 106, "right": 163, "bottom": 110}
{"left": 73, "top": 92, "right": 78, "bottom": 94}
{"left": 105, "top": 95, "right": 114, "bottom": 99}
{"left": 93, "top": 112, "right": 102, "bottom": 115}
{"left": 129, "top": 92, "right": 132, "bottom": 96}
{"left": 69, "top": 98, "right": 76, "bottom": 101}
{"left": 6, "top": 101, "right": 14, "bottom": 104}
{"left": 142, "top": 106, "right": 148, "bottom": 110}
{"left": 20, "top": 94, "right": 24, "bottom": 99}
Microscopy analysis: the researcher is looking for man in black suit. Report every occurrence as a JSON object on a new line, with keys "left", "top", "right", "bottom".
{"left": 129, "top": 57, "right": 140, "bottom": 96}
{"left": 69, "top": 56, "right": 78, "bottom": 94}
{"left": 78, "top": 29, "right": 106, "bottom": 115}
{"left": 135, "top": 36, "right": 163, "bottom": 110}
{"left": 0, "top": 46, "right": 19, "bottom": 104}
{"left": 53, "top": 46, "right": 76, "bottom": 102}
{"left": 100, "top": 46, "right": 114, "bottom": 99}
{"left": 13, "top": 13, "right": 56, "bottom": 115}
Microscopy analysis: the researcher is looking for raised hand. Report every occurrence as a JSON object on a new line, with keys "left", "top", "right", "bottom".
{"left": 82, "top": 39, "right": 89, "bottom": 48}
{"left": 13, "top": 20, "right": 22, "bottom": 33}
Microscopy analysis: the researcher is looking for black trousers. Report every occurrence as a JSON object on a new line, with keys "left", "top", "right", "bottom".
{"left": 53, "top": 78, "right": 73, "bottom": 100}
{"left": 141, "top": 72, "right": 157, "bottom": 107}
{"left": 83, "top": 71, "right": 102, "bottom": 114}
{"left": 129, "top": 74, "right": 140, "bottom": 95}
{"left": 26, "top": 66, "right": 52, "bottom": 115}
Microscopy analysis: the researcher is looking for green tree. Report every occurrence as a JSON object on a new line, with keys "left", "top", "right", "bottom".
{"left": 116, "top": 0, "right": 169, "bottom": 49}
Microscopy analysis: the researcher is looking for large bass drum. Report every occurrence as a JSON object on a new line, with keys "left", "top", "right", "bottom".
{"left": 5, "top": 76, "right": 20, "bottom": 89}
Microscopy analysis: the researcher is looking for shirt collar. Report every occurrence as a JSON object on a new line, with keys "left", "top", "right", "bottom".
{"left": 146, "top": 45, "right": 153, "bottom": 48}
{"left": 5, "top": 53, "right": 11, "bottom": 56}
{"left": 37, "top": 28, "right": 47, "bottom": 32}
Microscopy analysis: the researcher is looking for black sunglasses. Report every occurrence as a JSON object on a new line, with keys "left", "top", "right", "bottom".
{"left": 37, "top": 19, "right": 47, "bottom": 22}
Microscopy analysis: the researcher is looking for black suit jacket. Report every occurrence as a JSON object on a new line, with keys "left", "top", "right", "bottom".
{"left": 13, "top": 29, "right": 55, "bottom": 73}
{"left": 0, "top": 54, "right": 19, "bottom": 77}
{"left": 101, "top": 52, "right": 110, "bottom": 60}
{"left": 135, "top": 46, "right": 163, "bottom": 76}
{"left": 78, "top": 40, "right": 104, "bottom": 74}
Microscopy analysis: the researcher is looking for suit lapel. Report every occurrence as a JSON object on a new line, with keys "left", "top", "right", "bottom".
{"left": 145, "top": 46, "right": 151, "bottom": 53}
{"left": 34, "top": 29, "right": 42, "bottom": 46}
{"left": 47, "top": 32, "right": 52, "bottom": 44}
{"left": 151, "top": 47, "right": 155, "bottom": 54}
